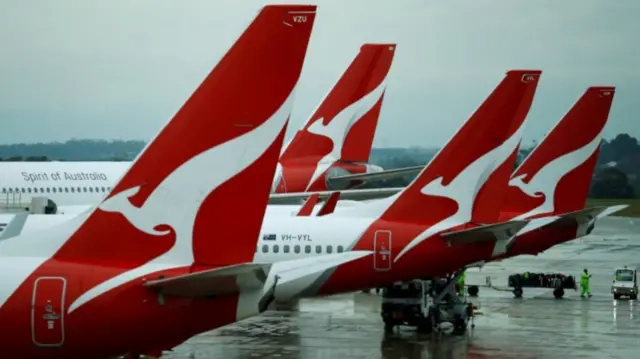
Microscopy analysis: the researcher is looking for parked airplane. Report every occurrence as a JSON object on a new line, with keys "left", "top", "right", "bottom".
{"left": 284, "top": 86, "right": 628, "bottom": 269}
{"left": 1, "top": 69, "right": 546, "bottom": 304}
{"left": 0, "top": 42, "right": 400, "bottom": 209}
{"left": 0, "top": 5, "right": 371, "bottom": 358}
{"left": 272, "top": 86, "right": 622, "bottom": 219}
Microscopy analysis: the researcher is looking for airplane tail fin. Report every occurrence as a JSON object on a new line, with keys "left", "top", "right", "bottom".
{"left": 504, "top": 86, "right": 616, "bottom": 219}
{"left": 360, "top": 70, "right": 541, "bottom": 227}
{"left": 280, "top": 43, "right": 396, "bottom": 164}
{"left": 50, "top": 5, "right": 316, "bottom": 268}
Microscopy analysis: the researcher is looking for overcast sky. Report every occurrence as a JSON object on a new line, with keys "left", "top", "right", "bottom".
{"left": 0, "top": 0, "right": 638, "bottom": 147}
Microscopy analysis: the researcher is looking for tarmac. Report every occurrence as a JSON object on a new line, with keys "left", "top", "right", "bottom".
{"left": 163, "top": 216, "right": 640, "bottom": 359}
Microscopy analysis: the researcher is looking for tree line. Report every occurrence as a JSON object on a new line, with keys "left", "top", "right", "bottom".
{"left": 0, "top": 134, "right": 638, "bottom": 198}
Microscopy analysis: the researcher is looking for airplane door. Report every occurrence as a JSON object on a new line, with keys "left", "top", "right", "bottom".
{"left": 31, "top": 277, "right": 66, "bottom": 347}
{"left": 373, "top": 230, "right": 392, "bottom": 272}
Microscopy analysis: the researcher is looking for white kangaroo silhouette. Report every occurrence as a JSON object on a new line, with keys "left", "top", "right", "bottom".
{"left": 393, "top": 124, "right": 525, "bottom": 263}
{"left": 508, "top": 126, "right": 604, "bottom": 220}
{"left": 304, "top": 77, "right": 388, "bottom": 190}
{"left": 67, "top": 91, "right": 295, "bottom": 314}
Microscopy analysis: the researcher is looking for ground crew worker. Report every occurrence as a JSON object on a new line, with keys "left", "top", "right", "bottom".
{"left": 580, "top": 268, "right": 592, "bottom": 298}
{"left": 457, "top": 270, "right": 466, "bottom": 296}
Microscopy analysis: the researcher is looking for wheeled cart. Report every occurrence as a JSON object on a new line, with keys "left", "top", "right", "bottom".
{"left": 380, "top": 271, "right": 475, "bottom": 335}
{"left": 507, "top": 272, "right": 577, "bottom": 299}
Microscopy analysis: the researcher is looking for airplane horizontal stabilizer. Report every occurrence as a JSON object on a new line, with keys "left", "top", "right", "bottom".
{"left": 327, "top": 165, "right": 424, "bottom": 186}
{"left": 516, "top": 205, "right": 627, "bottom": 236}
{"left": 596, "top": 204, "right": 629, "bottom": 219}
{"left": 143, "top": 262, "right": 271, "bottom": 298}
{"left": 441, "top": 220, "right": 530, "bottom": 246}
{"left": 143, "top": 251, "right": 373, "bottom": 299}
{"left": 268, "top": 187, "right": 402, "bottom": 204}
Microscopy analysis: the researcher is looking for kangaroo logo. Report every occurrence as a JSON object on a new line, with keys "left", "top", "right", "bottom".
{"left": 66, "top": 91, "right": 296, "bottom": 314}
{"left": 393, "top": 125, "right": 524, "bottom": 263}
{"left": 508, "top": 126, "right": 604, "bottom": 220}
{"left": 304, "top": 77, "right": 388, "bottom": 190}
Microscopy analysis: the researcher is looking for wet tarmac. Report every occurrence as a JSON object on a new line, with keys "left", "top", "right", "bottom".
{"left": 164, "top": 217, "right": 640, "bottom": 359}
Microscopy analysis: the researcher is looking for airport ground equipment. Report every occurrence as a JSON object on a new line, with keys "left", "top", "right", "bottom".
{"left": 611, "top": 267, "right": 638, "bottom": 300}
{"left": 506, "top": 272, "right": 577, "bottom": 299}
{"left": 380, "top": 272, "right": 475, "bottom": 335}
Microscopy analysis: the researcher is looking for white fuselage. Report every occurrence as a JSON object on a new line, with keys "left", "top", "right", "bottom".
{"left": 0, "top": 211, "right": 376, "bottom": 300}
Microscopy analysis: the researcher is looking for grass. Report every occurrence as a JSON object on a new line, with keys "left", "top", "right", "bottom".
{"left": 586, "top": 198, "right": 640, "bottom": 218}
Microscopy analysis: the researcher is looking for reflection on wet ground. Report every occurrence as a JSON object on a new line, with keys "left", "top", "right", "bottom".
{"left": 164, "top": 217, "right": 640, "bottom": 359}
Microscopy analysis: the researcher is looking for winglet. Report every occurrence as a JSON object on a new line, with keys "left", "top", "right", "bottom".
{"left": 0, "top": 212, "right": 29, "bottom": 241}
{"left": 297, "top": 193, "right": 321, "bottom": 216}
{"left": 316, "top": 191, "right": 341, "bottom": 216}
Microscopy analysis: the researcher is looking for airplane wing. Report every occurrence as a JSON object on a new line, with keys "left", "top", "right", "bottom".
{"left": 327, "top": 165, "right": 423, "bottom": 187}
{"left": 441, "top": 220, "right": 530, "bottom": 245}
{"left": 143, "top": 251, "right": 373, "bottom": 298}
{"left": 268, "top": 187, "right": 403, "bottom": 204}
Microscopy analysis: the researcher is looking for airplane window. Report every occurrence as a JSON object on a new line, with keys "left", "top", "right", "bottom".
{"left": 27, "top": 188, "right": 31, "bottom": 193}
{"left": 52, "top": 187, "right": 57, "bottom": 193}
{"left": 327, "top": 245, "right": 333, "bottom": 254}
{"left": 64, "top": 187, "right": 69, "bottom": 193}
{"left": 89, "top": 187, "right": 93, "bottom": 193}
{"left": 83, "top": 187, "right": 87, "bottom": 192}
{"left": 14, "top": 187, "right": 18, "bottom": 192}
{"left": 40, "top": 188, "right": 44, "bottom": 193}
{"left": 294, "top": 245, "right": 300, "bottom": 254}
{"left": 1, "top": 188, "right": 5, "bottom": 193}
{"left": 71, "top": 187, "right": 75, "bottom": 193}
{"left": 262, "top": 244, "right": 269, "bottom": 253}
{"left": 21, "top": 188, "right": 25, "bottom": 193}
{"left": 101, "top": 187, "right": 106, "bottom": 192}
{"left": 283, "top": 245, "right": 290, "bottom": 253}
{"left": 337, "top": 245, "right": 344, "bottom": 253}
{"left": 77, "top": 187, "right": 81, "bottom": 192}
{"left": 107, "top": 186, "right": 112, "bottom": 191}
{"left": 46, "top": 188, "right": 50, "bottom": 193}
{"left": 273, "top": 245, "right": 279, "bottom": 253}
{"left": 58, "top": 187, "right": 63, "bottom": 193}
{"left": 315, "top": 245, "right": 322, "bottom": 254}
{"left": 95, "top": 187, "right": 99, "bottom": 192}
{"left": 305, "top": 245, "right": 311, "bottom": 254}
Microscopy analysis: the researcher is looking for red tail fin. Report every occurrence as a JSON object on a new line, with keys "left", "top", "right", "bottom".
{"left": 369, "top": 70, "right": 541, "bottom": 227}
{"left": 503, "top": 86, "right": 616, "bottom": 219}
{"left": 280, "top": 43, "right": 396, "bottom": 165}
{"left": 53, "top": 5, "right": 317, "bottom": 270}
